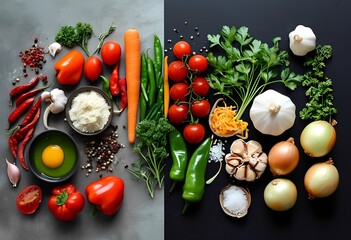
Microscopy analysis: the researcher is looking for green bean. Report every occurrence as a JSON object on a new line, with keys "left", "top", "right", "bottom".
{"left": 154, "top": 34, "right": 163, "bottom": 77}
{"left": 146, "top": 55, "right": 156, "bottom": 108}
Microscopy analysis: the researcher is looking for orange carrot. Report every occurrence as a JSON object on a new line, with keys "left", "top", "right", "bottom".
{"left": 163, "top": 56, "right": 169, "bottom": 118}
{"left": 124, "top": 28, "right": 141, "bottom": 144}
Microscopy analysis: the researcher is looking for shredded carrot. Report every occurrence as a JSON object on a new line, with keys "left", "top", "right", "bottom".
{"left": 210, "top": 105, "right": 248, "bottom": 139}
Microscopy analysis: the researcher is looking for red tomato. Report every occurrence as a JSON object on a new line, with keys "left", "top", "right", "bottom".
{"left": 173, "top": 41, "right": 191, "bottom": 59}
{"left": 168, "top": 60, "right": 188, "bottom": 82}
{"left": 192, "top": 77, "right": 210, "bottom": 96}
{"left": 16, "top": 185, "right": 42, "bottom": 215}
{"left": 168, "top": 103, "right": 189, "bottom": 125}
{"left": 183, "top": 123, "right": 205, "bottom": 144}
{"left": 101, "top": 41, "right": 122, "bottom": 66}
{"left": 188, "top": 55, "right": 208, "bottom": 74}
{"left": 84, "top": 56, "right": 102, "bottom": 81}
{"left": 170, "top": 82, "right": 189, "bottom": 101}
{"left": 191, "top": 99, "right": 211, "bottom": 118}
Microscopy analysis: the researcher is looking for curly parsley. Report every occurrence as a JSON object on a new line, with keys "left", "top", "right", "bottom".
{"left": 299, "top": 45, "right": 337, "bottom": 122}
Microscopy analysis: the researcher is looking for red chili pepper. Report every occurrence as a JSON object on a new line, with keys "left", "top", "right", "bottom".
{"left": 15, "top": 85, "right": 49, "bottom": 107}
{"left": 8, "top": 136, "right": 18, "bottom": 160}
{"left": 8, "top": 97, "right": 35, "bottom": 125}
{"left": 12, "top": 107, "right": 40, "bottom": 143}
{"left": 9, "top": 76, "right": 40, "bottom": 99}
{"left": 17, "top": 128, "right": 34, "bottom": 171}
{"left": 119, "top": 77, "right": 127, "bottom": 111}
{"left": 109, "top": 64, "right": 120, "bottom": 96}
{"left": 20, "top": 96, "right": 42, "bottom": 127}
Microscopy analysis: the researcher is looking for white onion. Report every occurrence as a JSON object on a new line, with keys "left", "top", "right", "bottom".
{"left": 300, "top": 120, "right": 336, "bottom": 157}
{"left": 264, "top": 178, "right": 297, "bottom": 211}
{"left": 304, "top": 158, "right": 339, "bottom": 199}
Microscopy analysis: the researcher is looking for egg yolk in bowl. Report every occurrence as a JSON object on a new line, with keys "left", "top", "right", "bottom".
{"left": 42, "top": 145, "right": 64, "bottom": 168}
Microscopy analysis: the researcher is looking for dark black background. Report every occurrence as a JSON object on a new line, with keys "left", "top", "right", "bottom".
{"left": 164, "top": 0, "right": 350, "bottom": 239}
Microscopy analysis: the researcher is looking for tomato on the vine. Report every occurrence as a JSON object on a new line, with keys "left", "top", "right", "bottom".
{"left": 101, "top": 41, "right": 122, "bottom": 66}
{"left": 16, "top": 185, "right": 42, "bottom": 215}
{"left": 188, "top": 55, "right": 208, "bottom": 74}
{"left": 183, "top": 123, "right": 205, "bottom": 144}
{"left": 173, "top": 41, "right": 191, "bottom": 59}
{"left": 192, "top": 77, "right": 210, "bottom": 96}
{"left": 84, "top": 56, "right": 102, "bottom": 81}
{"left": 170, "top": 82, "right": 189, "bottom": 101}
{"left": 168, "top": 60, "right": 188, "bottom": 82}
{"left": 168, "top": 103, "right": 189, "bottom": 125}
{"left": 191, "top": 99, "right": 211, "bottom": 118}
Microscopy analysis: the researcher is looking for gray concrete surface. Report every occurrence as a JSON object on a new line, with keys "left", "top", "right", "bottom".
{"left": 0, "top": 0, "right": 164, "bottom": 239}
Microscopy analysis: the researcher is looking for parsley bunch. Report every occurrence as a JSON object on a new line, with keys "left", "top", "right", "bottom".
{"left": 206, "top": 26, "right": 303, "bottom": 121}
{"left": 299, "top": 45, "right": 337, "bottom": 122}
{"left": 126, "top": 117, "right": 174, "bottom": 198}
{"left": 55, "top": 22, "right": 93, "bottom": 57}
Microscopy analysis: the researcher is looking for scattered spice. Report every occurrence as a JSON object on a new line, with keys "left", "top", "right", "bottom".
{"left": 82, "top": 125, "right": 124, "bottom": 176}
{"left": 18, "top": 36, "right": 46, "bottom": 77}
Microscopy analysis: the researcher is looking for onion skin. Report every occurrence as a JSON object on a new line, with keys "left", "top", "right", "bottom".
{"left": 300, "top": 120, "right": 336, "bottom": 157}
{"left": 304, "top": 158, "right": 339, "bottom": 199}
{"left": 264, "top": 178, "right": 297, "bottom": 211}
{"left": 268, "top": 137, "right": 299, "bottom": 176}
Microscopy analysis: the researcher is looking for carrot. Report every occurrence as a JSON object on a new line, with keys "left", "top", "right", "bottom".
{"left": 163, "top": 56, "right": 170, "bottom": 118}
{"left": 124, "top": 28, "right": 141, "bottom": 144}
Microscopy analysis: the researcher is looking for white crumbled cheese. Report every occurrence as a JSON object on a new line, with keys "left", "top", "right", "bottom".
{"left": 223, "top": 185, "right": 248, "bottom": 214}
{"left": 68, "top": 90, "right": 111, "bottom": 133}
{"left": 209, "top": 139, "right": 225, "bottom": 163}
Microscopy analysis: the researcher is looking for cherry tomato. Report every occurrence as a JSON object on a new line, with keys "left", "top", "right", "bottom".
{"left": 170, "top": 82, "right": 189, "bottom": 101}
{"left": 168, "top": 103, "right": 189, "bottom": 125}
{"left": 173, "top": 41, "right": 191, "bottom": 59}
{"left": 188, "top": 55, "right": 208, "bottom": 74}
{"left": 16, "top": 185, "right": 42, "bottom": 215}
{"left": 192, "top": 77, "right": 210, "bottom": 96}
{"left": 183, "top": 123, "right": 205, "bottom": 144}
{"left": 168, "top": 60, "right": 188, "bottom": 82}
{"left": 84, "top": 56, "right": 102, "bottom": 81}
{"left": 191, "top": 99, "right": 211, "bottom": 118}
{"left": 101, "top": 41, "right": 122, "bottom": 66}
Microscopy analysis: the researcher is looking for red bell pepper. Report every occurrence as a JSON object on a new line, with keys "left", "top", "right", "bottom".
{"left": 85, "top": 176, "right": 124, "bottom": 216}
{"left": 48, "top": 184, "right": 85, "bottom": 221}
{"left": 54, "top": 50, "right": 84, "bottom": 85}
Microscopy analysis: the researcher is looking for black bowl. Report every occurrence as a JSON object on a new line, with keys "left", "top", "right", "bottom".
{"left": 65, "top": 86, "right": 113, "bottom": 136}
{"left": 27, "top": 130, "right": 79, "bottom": 183}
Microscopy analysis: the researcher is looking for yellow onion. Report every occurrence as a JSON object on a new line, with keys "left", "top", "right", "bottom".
{"left": 300, "top": 120, "right": 336, "bottom": 157}
{"left": 268, "top": 137, "right": 299, "bottom": 176}
{"left": 304, "top": 158, "right": 339, "bottom": 199}
{"left": 264, "top": 178, "right": 297, "bottom": 211}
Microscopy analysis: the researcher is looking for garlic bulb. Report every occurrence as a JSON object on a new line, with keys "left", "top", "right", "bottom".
{"left": 225, "top": 139, "right": 267, "bottom": 182}
{"left": 6, "top": 159, "right": 21, "bottom": 187}
{"left": 289, "top": 25, "right": 316, "bottom": 56}
{"left": 48, "top": 42, "right": 62, "bottom": 57}
{"left": 249, "top": 89, "right": 296, "bottom": 136}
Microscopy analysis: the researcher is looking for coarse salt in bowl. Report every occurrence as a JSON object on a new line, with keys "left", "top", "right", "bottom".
{"left": 65, "top": 86, "right": 113, "bottom": 136}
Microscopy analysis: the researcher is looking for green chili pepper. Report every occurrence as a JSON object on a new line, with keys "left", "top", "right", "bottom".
{"left": 169, "top": 128, "right": 188, "bottom": 193}
{"left": 139, "top": 94, "right": 148, "bottom": 121}
{"left": 140, "top": 53, "right": 149, "bottom": 102}
{"left": 154, "top": 34, "right": 163, "bottom": 77}
{"left": 100, "top": 75, "right": 112, "bottom": 99}
{"left": 182, "top": 137, "right": 212, "bottom": 214}
{"left": 146, "top": 55, "right": 156, "bottom": 108}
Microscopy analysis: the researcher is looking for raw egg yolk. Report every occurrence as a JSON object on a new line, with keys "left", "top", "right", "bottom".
{"left": 42, "top": 145, "right": 64, "bottom": 168}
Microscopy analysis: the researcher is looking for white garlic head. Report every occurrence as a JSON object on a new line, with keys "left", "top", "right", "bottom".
{"left": 289, "top": 25, "right": 316, "bottom": 56}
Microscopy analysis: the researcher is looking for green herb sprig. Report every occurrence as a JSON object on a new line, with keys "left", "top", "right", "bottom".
{"left": 299, "top": 45, "right": 337, "bottom": 122}
{"left": 206, "top": 25, "right": 304, "bottom": 121}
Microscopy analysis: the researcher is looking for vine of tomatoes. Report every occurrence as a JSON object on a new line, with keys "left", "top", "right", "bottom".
{"left": 167, "top": 40, "right": 210, "bottom": 145}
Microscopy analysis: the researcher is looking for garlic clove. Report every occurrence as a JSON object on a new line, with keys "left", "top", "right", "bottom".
{"left": 6, "top": 159, "right": 21, "bottom": 187}
{"left": 48, "top": 42, "right": 62, "bottom": 57}
{"left": 219, "top": 184, "right": 251, "bottom": 218}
